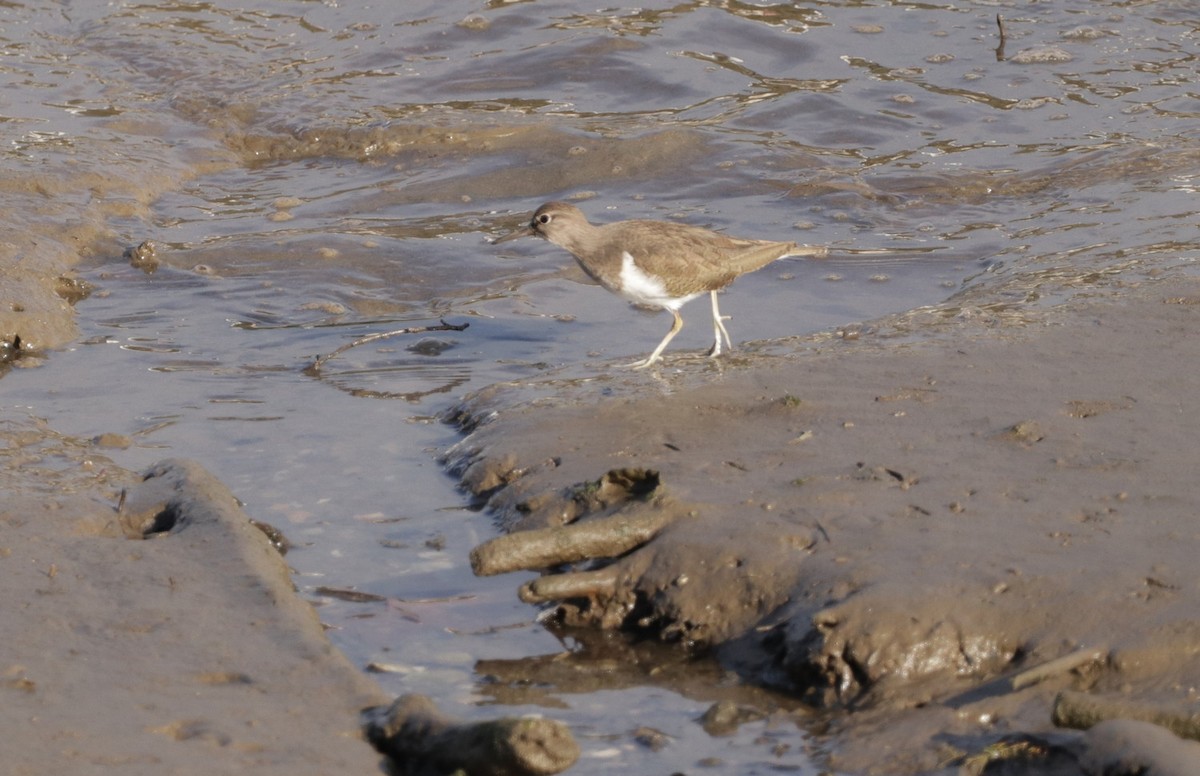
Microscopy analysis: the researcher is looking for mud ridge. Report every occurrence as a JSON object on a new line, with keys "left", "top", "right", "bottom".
{"left": 445, "top": 274, "right": 1200, "bottom": 774}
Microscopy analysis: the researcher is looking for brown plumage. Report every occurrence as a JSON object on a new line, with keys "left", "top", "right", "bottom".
{"left": 493, "top": 201, "right": 826, "bottom": 368}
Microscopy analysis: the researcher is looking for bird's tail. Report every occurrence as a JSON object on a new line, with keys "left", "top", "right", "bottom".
{"left": 783, "top": 244, "right": 830, "bottom": 260}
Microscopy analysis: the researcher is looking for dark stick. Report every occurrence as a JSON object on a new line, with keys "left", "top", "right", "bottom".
{"left": 995, "top": 14, "right": 1007, "bottom": 62}
{"left": 306, "top": 319, "right": 468, "bottom": 373}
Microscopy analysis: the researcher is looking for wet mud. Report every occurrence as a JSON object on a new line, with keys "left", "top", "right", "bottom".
{"left": 4, "top": 2, "right": 1199, "bottom": 773}
{"left": 0, "top": 453, "right": 389, "bottom": 774}
{"left": 446, "top": 274, "right": 1200, "bottom": 774}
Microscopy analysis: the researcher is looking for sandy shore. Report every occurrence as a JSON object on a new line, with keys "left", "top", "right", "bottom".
{"left": 0, "top": 455, "right": 388, "bottom": 775}
{"left": 449, "top": 271, "right": 1200, "bottom": 774}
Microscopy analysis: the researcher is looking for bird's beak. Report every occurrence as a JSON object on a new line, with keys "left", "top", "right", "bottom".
{"left": 490, "top": 225, "right": 535, "bottom": 245}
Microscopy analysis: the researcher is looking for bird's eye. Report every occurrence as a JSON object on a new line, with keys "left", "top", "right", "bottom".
{"left": 537, "top": 214, "right": 552, "bottom": 225}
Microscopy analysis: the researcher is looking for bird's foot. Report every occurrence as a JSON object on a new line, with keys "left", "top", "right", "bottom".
{"left": 707, "top": 328, "right": 733, "bottom": 358}
{"left": 705, "top": 342, "right": 736, "bottom": 360}
{"left": 625, "top": 355, "right": 662, "bottom": 370}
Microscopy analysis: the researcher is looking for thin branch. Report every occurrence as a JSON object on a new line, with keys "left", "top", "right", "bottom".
{"left": 305, "top": 319, "right": 468, "bottom": 374}
{"left": 995, "top": 14, "right": 1007, "bottom": 62}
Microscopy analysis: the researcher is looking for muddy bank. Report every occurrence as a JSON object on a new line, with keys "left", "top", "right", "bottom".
{"left": 0, "top": 232, "right": 95, "bottom": 365}
{"left": 0, "top": 450, "right": 389, "bottom": 774}
{"left": 446, "top": 272, "right": 1200, "bottom": 774}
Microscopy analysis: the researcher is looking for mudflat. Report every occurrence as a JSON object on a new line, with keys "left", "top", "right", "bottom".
{"left": 449, "top": 271, "right": 1200, "bottom": 773}
{"left": 0, "top": 457, "right": 388, "bottom": 775}
{"left": 5, "top": 269, "right": 1200, "bottom": 774}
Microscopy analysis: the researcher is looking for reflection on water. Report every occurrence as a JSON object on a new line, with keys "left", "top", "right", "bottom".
{"left": 2, "top": 0, "right": 1199, "bottom": 771}
{"left": 317, "top": 360, "right": 474, "bottom": 403}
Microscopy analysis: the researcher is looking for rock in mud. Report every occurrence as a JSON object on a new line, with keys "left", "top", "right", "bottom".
{"left": 364, "top": 693, "right": 579, "bottom": 776}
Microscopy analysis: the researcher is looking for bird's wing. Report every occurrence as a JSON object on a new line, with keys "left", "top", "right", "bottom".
{"left": 614, "top": 222, "right": 795, "bottom": 295}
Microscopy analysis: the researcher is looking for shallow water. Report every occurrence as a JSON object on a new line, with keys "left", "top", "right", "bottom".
{"left": 3, "top": 0, "right": 1198, "bottom": 771}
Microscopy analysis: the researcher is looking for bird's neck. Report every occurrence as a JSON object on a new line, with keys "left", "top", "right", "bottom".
{"left": 547, "top": 224, "right": 602, "bottom": 260}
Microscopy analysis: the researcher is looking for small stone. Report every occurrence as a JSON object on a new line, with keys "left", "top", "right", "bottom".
{"left": 124, "top": 241, "right": 159, "bottom": 272}
{"left": 1061, "top": 26, "right": 1108, "bottom": 41}
{"left": 632, "top": 726, "right": 670, "bottom": 751}
{"left": 407, "top": 337, "right": 454, "bottom": 356}
{"left": 1007, "top": 420, "right": 1045, "bottom": 444}
{"left": 1010, "top": 46, "right": 1073, "bottom": 64}
{"left": 700, "top": 699, "right": 765, "bottom": 736}
{"left": 456, "top": 14, "right": 490, "bottom": 31}
{"left": 91, "top": 433, "right": 132, "bottom": 449}
{"left": 299, "top": 301, "right": 348, "bottom": 315}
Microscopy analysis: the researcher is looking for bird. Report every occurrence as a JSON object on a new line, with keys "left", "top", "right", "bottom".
{"left": 492, "top": 201, "right": 827, "bottom": 368}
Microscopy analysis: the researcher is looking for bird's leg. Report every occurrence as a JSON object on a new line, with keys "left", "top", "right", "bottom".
{"left": 706, "top": 290, "right": 733, "bottom": 358}
{"left": 627, "top": 309, "right": 684, "bottom": 369}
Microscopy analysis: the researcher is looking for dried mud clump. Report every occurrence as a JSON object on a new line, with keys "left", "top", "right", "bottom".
{"left": 364, "top": 694, "right": 579, "bottom": 776}
{"left": 461, "top": 453, "right": 814, "bottom": 648}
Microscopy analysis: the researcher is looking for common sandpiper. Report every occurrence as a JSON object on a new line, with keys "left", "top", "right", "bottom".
{"left": 493, "top": 201, "right": 827, "bottom": 368}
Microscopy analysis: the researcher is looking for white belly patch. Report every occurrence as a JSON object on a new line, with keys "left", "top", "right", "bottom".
{"left": 618, "top": 251, "right": 698, "bottom": 310}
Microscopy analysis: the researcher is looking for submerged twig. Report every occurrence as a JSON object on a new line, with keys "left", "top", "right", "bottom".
{"left": 995, "top": 14, "right": 1007, "bottom": 61}
{"left": 305, "top": 319, "right": 468, "bottom": 374}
